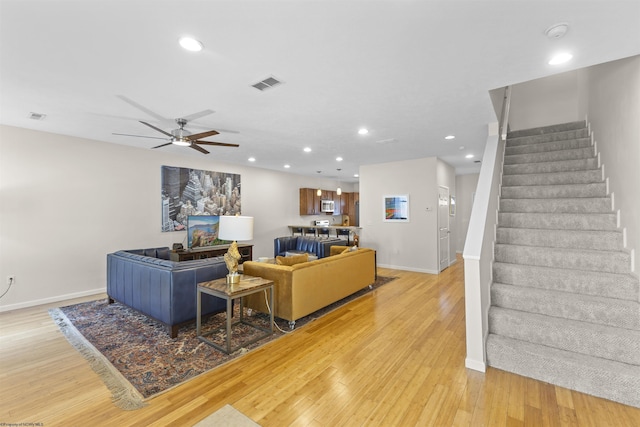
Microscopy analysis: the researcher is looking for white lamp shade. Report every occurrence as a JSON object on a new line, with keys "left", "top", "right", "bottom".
{"left": 218, "top": 215, "right": 254, "bottom": 241}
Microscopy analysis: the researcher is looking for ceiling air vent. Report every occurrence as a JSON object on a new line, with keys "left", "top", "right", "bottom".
{"left": 251, "top": 76, "right": 283, "bottom": 91}
{"left": 28, "top": 112, "right": 47, "bottom": 120}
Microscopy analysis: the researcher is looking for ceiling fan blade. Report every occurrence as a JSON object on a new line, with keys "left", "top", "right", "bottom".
{"left": 117, "top": 95, "right": 169, "bottom": 123}
{"left": 195, "top": 140, "right": 240, "bottom": 148}
{"left": 185, "top": 129, "right": 219, "bottom": 141}
{"left": 112, "top": 132, "right": 169, "bottom": 141}
{"left": 139, "top": 121, "right": 173, "bottom": 137}
{"left": 190, "top": 144, "right": 210, "bottom": 154}
{"left": 181, "top": 109, "right": 215, "bottom": 122}
{"left": 152, "top": 142, "right": 173, "bottom": 149}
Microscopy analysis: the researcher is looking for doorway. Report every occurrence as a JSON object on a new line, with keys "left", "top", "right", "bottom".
{"left": 438, "top": 186, "right": 450, "bottom": 272}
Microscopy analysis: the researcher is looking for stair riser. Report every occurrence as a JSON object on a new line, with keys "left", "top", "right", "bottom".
{"left": 502, "top": 183, "right": 606, "bottom": 199}
{"left": 496, "top": 228, "right": 623, "bottom": 251}
{"left": 503, "top": 158, "right": 598, "bottom": 175}
{"left": 495, "top": 244, "right": 630, "bottom": 274}
{"left": 505, "top": 138, "right": 591, "bottom": 155}
{"left": 507, "top": 121, "right": 586, "bottom": 139}
{"left": 489, "top": 308, "right": 640, "bottom": 365}
{"left": 504, "top": 147, "right": 594, "bottom": 165}
{"left": 507, "top": 129, "right": 590, "bottom": 147}
{"left": 486, "top": 335, "right": 640, "bottom": 408}
{"left": 502, "top": 170, "right": 602, "bottom": 186}
{"left": 498, "top": 213, "right": 618, "bottom": 231}
{"left": 493, "top": 263, "right": 639, "bottom": 301}
{"left": 491, "top": 284, "right": 639, "bottom": 330}
{"left": 500, "top": 198, "right": 611, "bottom": 214}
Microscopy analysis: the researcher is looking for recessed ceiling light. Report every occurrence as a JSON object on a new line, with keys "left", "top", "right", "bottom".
{"left": 445, "top": 135, "right": 455, "bottom": 140}
{"left": 358, "top": 128, "right": 369, "bottom": 135}
{"left": 465, "top": 154, "right": 474, "bottom": 159}
{"left": 248, "top": 157, "right": 256, "bottom": 162}
{"left": 303, "top": 147, "right": 312, "bottom": 153}
{"left": 354, "top": 174, "right": 359, "bottom": 178}
{"left": 548, "top": 52, "right": 573, "bottom": 65}
{"left": 336, "top": 157, "right": 343, "bottom": 162}
{"left": 284, "top": 164, "right": 290, "bottom": 169}
{"left": 179, "top": 36, "right": 203, "bottom": 52}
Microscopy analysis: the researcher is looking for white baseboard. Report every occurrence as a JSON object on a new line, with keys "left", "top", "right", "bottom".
{"left": 377, "top": 263, "right": 439, "bottom": 274}
{"left": 465, "top": 358, "right": 486, "bottom": 373}
{"left": 0, "top": 288, "right": 105, "bottom": 313}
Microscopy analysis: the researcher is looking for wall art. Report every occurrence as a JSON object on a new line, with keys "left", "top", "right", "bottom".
{"left": 161, "top": 165, "right": 241, "bottom": 232}
{"left": 383, "top": 195, "right": 409, "bottom": 222}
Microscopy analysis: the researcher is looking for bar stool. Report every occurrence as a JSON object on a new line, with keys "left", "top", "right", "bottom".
{"left": 292, "top": 227, "right": 303, "bottom": 236}
{"left": 336, "top": 228, "right": 350, "bottom": 245}
{"left": 304, "top": 227, "right": 317, "bottom": 237}
{"left": 318, "top": 228, "right": 331, "bottom": 238}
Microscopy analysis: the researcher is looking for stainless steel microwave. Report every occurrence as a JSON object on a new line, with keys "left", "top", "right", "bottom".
{"left": 320, "top": 199, "right": 335, "bottom": 212}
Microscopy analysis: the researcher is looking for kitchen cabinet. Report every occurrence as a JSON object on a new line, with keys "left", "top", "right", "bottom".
{"left": 299, "top": 188, "right": 320, "bottom": 215}
{"left": 299, "top": 188, "right": 358, "bottom": 219}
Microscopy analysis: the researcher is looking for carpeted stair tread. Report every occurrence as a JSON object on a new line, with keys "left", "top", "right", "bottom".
{"left": 496, "top": 228, "right": 623, "bottom": 251}
{"left": 504, "top": 147, "right": 594, "bottom": 165}
{"left": 500, "top": 197, "right": 611, "bottom": 213}
{"left": 505, "top": 137, "right": 591, "bottom": 156}
{"left": 507, "top": 121, "right": 586, "bottom": 139}
{"left": 503, "top": 158, "right": 598, "bottom": 175}
{"left": 502, "top": 169, "right": 602, "bottom": 186}
{"left": 493, "top": 262, "right": 639, "bottom": 301}
{"left": 486, "top": 334, "right": 640, "bottom": 408}
{"left": 489, "top": 307, "right": 640, "bottom": 365}
{"left": 501, "top": 182, "right": 606, "bottom": 199}
{"left": 506, "top": 128, "right": 590, "bottom": 147}
{"left": 498, "top": 212, "right": 618, "bottom": 231}
{"left": 491, "top": 283, "right": 640, "bottom": 330}
{"left": 494, "top": 244, "right": 630, "bottom": 273}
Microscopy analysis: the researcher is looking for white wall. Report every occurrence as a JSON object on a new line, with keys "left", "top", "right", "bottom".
{"left": 509, "top": 70, "right": 581, "bottom": 131}
{"left": 455, "top": 173, "right": 479, "bottom": 253}
{"left": 360, "top": 157, "right": 455, "bottom": 273}
{"left": 0, "top": 125, "right": 349, "bottom": 310}
{"left": 578, "top": 55, "right": 640, "bottom": 274}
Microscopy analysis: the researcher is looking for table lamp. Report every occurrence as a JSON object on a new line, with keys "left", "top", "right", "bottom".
{"left": 218, "top": 215, "right": 254, "bottom": 285}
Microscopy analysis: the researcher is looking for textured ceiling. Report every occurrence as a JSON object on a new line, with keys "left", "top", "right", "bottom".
{"left": 1, "top": 0, "right": 639, "bottom": 182}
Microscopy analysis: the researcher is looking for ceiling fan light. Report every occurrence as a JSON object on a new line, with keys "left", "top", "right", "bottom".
{"left": 173, "top": 138, "right": 190, "bottom": 147}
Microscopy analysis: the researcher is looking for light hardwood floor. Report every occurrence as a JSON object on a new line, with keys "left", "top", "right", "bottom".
{"left": 1, "top": 255, "right": 639, "bottom": 426}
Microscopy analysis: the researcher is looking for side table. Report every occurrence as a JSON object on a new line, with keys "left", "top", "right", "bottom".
{"left": 196, "top": 275, "right": 274, "bottom": 354}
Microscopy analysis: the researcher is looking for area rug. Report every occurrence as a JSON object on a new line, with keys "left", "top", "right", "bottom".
{"left": 49, "top": 275, "right": 396, "bottom": 410}
{"left": 193, "top": 404, "right": 260, "bottom": 427}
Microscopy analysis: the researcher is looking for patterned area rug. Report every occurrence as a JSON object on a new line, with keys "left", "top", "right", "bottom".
{"left": 49, "top": 275, "right": 396, "bottom": 410}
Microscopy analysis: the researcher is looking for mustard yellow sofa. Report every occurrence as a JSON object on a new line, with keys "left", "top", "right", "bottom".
{"left": 242, "top": 247, "right": 376, "bottom": 329}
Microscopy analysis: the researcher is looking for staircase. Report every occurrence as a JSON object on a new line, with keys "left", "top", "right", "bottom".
{"left": 486, "top": 120, "right": 640, "bottom": 408}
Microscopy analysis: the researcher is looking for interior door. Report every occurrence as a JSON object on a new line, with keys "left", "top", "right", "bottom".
{"left": 438, "top": 186, "right": 450, "bottom": 272}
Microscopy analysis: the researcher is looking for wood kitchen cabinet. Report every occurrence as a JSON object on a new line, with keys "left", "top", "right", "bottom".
{"left": 299, "top": 188, "right": 320, "bottom": 215}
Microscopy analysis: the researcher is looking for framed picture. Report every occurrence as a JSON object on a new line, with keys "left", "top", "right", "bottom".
{"left": 383, "top": 195, "right": 409, "bottom": 222}
{"left": 450, "top": 195, "right": 456, "bottom": 216}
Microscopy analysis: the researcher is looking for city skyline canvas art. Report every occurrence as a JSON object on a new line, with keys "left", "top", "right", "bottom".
{"left": 161, "top": 165, "right": 241, "bottom": 232}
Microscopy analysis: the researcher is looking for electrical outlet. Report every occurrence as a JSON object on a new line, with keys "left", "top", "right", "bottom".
{"left": 7, "top": 275, "right": 15, "bottom": 285}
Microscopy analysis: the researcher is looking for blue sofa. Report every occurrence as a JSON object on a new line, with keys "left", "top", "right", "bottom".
{"left": 274, "top": 236, "right": 347, "bottom": 259}
{"left": 106, "top": 247, "right": 227, "bottom": 338}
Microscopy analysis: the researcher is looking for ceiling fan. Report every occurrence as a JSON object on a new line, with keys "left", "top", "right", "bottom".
{"left": 113, "top": 95, "right": 239, "bottom": 154}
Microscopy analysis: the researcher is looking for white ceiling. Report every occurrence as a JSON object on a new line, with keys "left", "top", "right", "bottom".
{"left": 1, "top": 1, "right": 639, "bottom": 182}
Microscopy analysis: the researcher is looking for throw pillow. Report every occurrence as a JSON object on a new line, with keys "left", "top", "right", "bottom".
{"left": 341, "top": 247, "right": 350, "bottom": 254}
{"left": 276, "top": 253, "right": 309, "bottom": 266}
